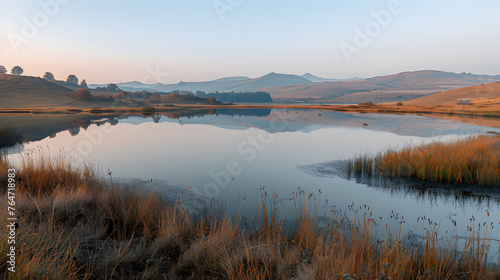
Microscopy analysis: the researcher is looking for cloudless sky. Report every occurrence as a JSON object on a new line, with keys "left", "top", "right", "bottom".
{"left": 1, "top": 0, "right": 499, "bottom": 84}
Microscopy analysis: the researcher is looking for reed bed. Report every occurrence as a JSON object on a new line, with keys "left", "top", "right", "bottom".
{"left": 0, "top": 151, "right": 499, "bottom": 279}
{"left": 350, "top": 135, "right": 500, "bottom": 187}
{"left": 0, "top": 126, "right": 23, "bottom": 148}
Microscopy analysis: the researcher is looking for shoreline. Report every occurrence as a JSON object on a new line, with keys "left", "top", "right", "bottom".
{"left": 2, "top": 103, "right": 500, "bottom": 132}
{"left": 0, "top": 103, "right": 499, "bottom": 123}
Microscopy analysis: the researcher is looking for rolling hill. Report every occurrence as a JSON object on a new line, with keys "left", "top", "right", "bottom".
{"left": 263, "top": 70, "right": 500, "bottom": 102}
{"left": 89, "top": 70, "right": 500, "bottom": 103}
{"left": 91, "top": 73, "right": 317, "bottom": 93}
{"left": 0, "top": 74, "right": 75, "bottom": 108}
{"left": 0, "top": 74, "right": 115, "bottom": 108}
{"left": 301, "top": 73, "right": 337, "bottom": 83}
{"left": 90, "top": 73, "right": 313, "bottom": 93}
{"left": 405, "top": 81, "right": 500, "bottom": 106}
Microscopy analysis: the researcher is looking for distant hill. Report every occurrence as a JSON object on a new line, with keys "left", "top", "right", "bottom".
{"left": 90, "top": 73, "right": 315, "bottom": 94}
{"left": 365, "top": 70, "right": 499, "bottom": 87}
{"left": 90, "top": 76, "right": 252, "bottom": 93}
{"left": 53, "top": 70, "right": 500, "bottom": 104}
{"left": 106, "top": 70, "right": 500, "bottom": 103}
{"left": 223, "top": 73, "right": 312, "bottom": 92}
{"left": 406, "top": 81, "right": 500, "bottom": 106}
{"left": 301, "top": 73, "right": 336, "bottom": 83}
{"left": 264, "top": 70, "right": 500, "bottom": 102}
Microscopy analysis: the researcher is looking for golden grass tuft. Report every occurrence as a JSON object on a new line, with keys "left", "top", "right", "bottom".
{"left": 351, "top": 135, "right": 500, "bottom": 187}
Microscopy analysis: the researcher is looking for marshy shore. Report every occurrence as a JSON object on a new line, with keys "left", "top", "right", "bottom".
{"left": 1, "top": 151, "right": 499, "bottom": 279}
{"left": 349, "top": 135, "right": 500, "bottom": 188}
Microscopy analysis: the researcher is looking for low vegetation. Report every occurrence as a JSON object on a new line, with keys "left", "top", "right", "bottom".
{"left": 0, "top": 151, "right": 499, "bottom": 279}
{"left": 71, "top": 88, "right": 92, "bottom": 100}
{"left": 349, "top": 135, "right": 500, "bottom": 187}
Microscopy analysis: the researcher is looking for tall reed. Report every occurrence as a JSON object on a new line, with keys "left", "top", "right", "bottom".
{"left": 351, "top": 135, "right": 500, "bottom": 187}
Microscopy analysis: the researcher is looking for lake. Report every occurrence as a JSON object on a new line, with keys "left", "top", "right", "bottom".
{"left": 5, "top": 109, "right": 500, "bottom": 261}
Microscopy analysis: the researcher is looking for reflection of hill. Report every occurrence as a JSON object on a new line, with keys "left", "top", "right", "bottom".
{"left": 3, "top": 108, "right": 500, "bottom": 146}
{"left": 0, "top": 114, "right": 120, "bottom": 143}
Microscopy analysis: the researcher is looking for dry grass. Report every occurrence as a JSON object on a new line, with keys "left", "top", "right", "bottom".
{"left": 351, "top": 135, "right": 500, "bottom": 187}
{"left": 0, "top": 152, "right": 499, "bottom": 279}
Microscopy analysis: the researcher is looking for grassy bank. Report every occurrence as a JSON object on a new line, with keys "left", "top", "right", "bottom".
{"left": 350, "top": 135, "right": 500, "bottom": 187}
{"left": 0, "top": 152, "right": 499, "bottom": 279}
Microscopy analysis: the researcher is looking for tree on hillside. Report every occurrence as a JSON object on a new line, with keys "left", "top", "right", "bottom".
{"left": 43, "top": 72, "right": 55, "bottom": 81}
{"left": 80, "top": 79, "right": 88, "bottom": 88}
{"left": 150, "top": 92, "right": 162, "bottom": 106}
{"left": 66, "top": 74, "right": 78, "bottom": 84}
{"left": 0, "top": 66, "right": 6, "bottom": 74}
{"left": 106, "top": 83, "right": 119, "bottom": 91}
{"left": 71, "top": 88, "right": 91, "bottom": 100}
{"left": 11, "top": 66, "right": 23, "bottom": 75}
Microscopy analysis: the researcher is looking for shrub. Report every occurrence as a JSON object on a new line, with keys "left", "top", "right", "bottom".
{"left": 71, "top": 88, "right": 91, "bottom": 100}
{"left": 396, "top": 101, "right": 404, "bottom": 106}
{"left": 359, "top": 102, "right": 374, "bottom": 106}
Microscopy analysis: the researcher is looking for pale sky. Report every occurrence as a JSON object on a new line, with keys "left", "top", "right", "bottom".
{"left": 1, "top": 0, "right": 499, "bottom": 84}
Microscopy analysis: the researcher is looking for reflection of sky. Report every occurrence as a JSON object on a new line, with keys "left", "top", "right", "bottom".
{"left": 122, "top": 109, "right": 500, "bottom": 137}
{"left": 11, "top": 111, "right": 500, "bottom": 261}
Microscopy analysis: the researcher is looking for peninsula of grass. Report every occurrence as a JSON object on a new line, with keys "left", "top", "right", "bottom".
{"left": 1, "top": 151, "right": 499, "bottom": 279}
{"left": 349, "top": 135, "right": 500, "bottom": 187}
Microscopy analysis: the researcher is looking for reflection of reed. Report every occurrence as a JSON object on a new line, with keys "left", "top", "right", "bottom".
{"left": 346, "top": 169, "right": 500, "bottom": 209}
{"left": 300, "top": 159, "right": 500, "bottom": 209}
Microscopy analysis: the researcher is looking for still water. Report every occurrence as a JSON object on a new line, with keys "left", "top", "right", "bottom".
{"left": 7, "top": 109, "right": 500, "bottom": 259}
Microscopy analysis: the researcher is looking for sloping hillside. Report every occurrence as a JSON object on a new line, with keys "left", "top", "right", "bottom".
{"left": 0, "top": 74, "right": 114, "bottom": 108}
{"left": 52, "top": 80, "right": 83, "bottom": 91}
{"left": 0, "top": 74, "right": 76, "bottom": 107}
{"left": 365, "top": 70, "right": 496, "bottom": 87}
{"left": 406, "top": 82, "right": 500, "bottom": 106}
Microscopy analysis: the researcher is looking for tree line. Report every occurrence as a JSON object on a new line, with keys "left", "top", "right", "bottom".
{"left": 0, "top": 65, "right": 88, "bottom": 88}
{"left": 195, "top": 91, "right": 273, "bottom": 103}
